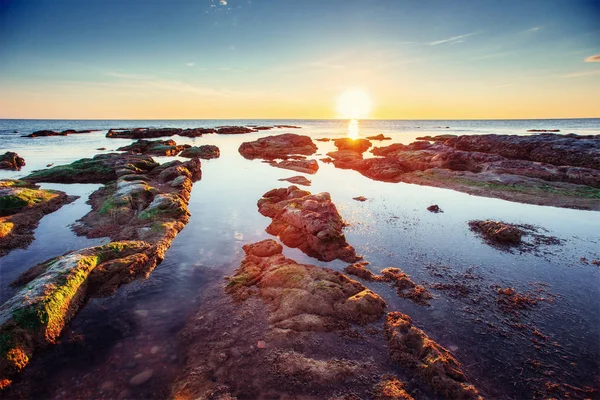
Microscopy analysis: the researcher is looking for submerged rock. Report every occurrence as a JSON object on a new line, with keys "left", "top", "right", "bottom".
{"left": 384, "top": 312, "right": 482, "bottom": 399}
{"left": 215, "top": 126, "right": 255, "bottom": 135}
{"left": 0, "top": 180, "right": 76, "bottom": 257}
{"left": 239, "top": 133, "right": 318, "bottom": 160}
{"left": 0, "top": 152, "right": 25, "bottom": 171}
{"left": 353, "top": 196, "right": 367, "bottom": 201}
{"left": 116, "top": 139, "right": 190, "bottom": 156}
{"left": 277, "top": 175, "right": 311, "bottom": 186}
{"left": 179, "top": 145, "right": 220, "bottom": 159}
{"left": 257, "top": 186, "right": 361, "bottom": 262}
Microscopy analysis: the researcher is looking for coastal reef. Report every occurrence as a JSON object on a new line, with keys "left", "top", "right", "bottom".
{"left": 0, "top": 153, "right": 202, "bottom": 387}
{"left": 0, "top": 152, "right": 26, "bottom": 171}
{"left": 257, "top": 186, "right": 361, "bottom": 262}
{"left": 0, "top": 180, "right": 76, "bottom": 257}
{"left": 327, "top": 133, "right": 600, "bottom": 210}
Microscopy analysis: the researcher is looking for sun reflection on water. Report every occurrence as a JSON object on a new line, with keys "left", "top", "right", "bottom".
{"left": 347, "top": 119, "right": 359, "bottom": 139}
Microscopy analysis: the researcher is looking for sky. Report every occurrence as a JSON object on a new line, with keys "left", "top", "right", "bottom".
{"left": 0, "top": 0, "right": 599, "bottom": 119}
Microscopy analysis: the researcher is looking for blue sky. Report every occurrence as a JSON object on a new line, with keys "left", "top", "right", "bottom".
{"left": 1, "top": 0, "right": 599, "bottom": 118}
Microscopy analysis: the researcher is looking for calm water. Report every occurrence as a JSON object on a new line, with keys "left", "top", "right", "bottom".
{"left": 0, "top": 119, "right": 599, "bottom": 399}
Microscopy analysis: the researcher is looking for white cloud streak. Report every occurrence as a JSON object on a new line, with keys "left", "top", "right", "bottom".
{"left": 428, "top": 32, "right": 478, "bottom": 46}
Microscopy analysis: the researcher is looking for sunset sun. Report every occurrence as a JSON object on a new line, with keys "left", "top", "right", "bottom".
{"left": 336, "top": 89, "right": 372, "bottom": 119}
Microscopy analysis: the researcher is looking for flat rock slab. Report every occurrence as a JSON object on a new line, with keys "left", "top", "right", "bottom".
{"left": 278, "top": 175, "right": 311, "bottom": 186}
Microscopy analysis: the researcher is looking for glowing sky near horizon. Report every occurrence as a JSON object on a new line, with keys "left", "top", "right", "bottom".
{"left": 0, "top": 0, "right": 599, "bottom": 119}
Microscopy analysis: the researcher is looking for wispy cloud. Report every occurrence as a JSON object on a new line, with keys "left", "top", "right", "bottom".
{"left": 428, "top": 32, "right": 478, "bottom": 46}
{"left": 585, "top": 54, "right": 600, "bottom": 62}
{"left": 560, "top": 70, "right": 600, "bottom": 78}
{"left": 185, "top": 62, "right": 195, "bottom": 67}
{"left": 526, "top": 26, "right": 541, "bottom": 32}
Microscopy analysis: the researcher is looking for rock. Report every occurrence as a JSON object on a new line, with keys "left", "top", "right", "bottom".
{"left": 315, "top": 138, "right": 331, "bottom": 142}
{"left": 179, "top": 128, "right": 216, "bottom": 137}
{"left": 527, "top": 129, "right": 560, "bottom": 132}
{"left": 239, "top": 133, "right": 317, "bottom": 160}
{"left": 24, "top": 153, "right": 158, "bottom": 184}
{"left": 343, "top": 263, "right": 432, "bottom": 306}
{"left": 333, "top": 138, "right": 372, "bottom": 153}
{"left": 274, "top": 125, "right": 301, "bottom": 129}
{"left": 215, "top": 126, "right": 256, "bottom": 135}
{"left": 0, "top": 152, "right": 26, "bottom": 171}
{"left": 353, "top": 196, "right": 367, "bottom": 202}
{"left": 278, "top": 176, "right": 311, "bottom": 186}
{"left": 226, "top": 239, "right": 385, "bottom": 327}
{"left": 0, "top": 154, "right": 202, "bottom": 387}
{"left": 324, "top": 133, "right": 600, "bottom": 210}
{"left": 373, "top": 376, "right": 414, "bottom": 400}
{"left": 179, "top": 145, "right": 220, "bottom": 159}
{"left": 269, "top": 159, "right": 319, "bottom": 174}
{"left": 107, "top": 127, "right": 183, "bottom": 139}
{"left": 366, "top": 134, "right": 392, "bottom": 141}
{"left": 427, "top": 204, "right": 442, "bottom": 213}
{"left": 384, "top": 312, "right": 482, "bottom": 399}
{"left": 129, "top": 369, "right": 154, "bottom": 386}
{"left": 97, "top": 148, "right": 107, "bottom": 150}
{"left": 257, "top": 187, "right": 361, "bottom": 262}
{"left": 0, "top": 180, "right": 77, "bottom": 257}
{"left": 468, "top": 220, "right": 522, "bottom": 245}
{"left": 116, "top": 139, "right": 190, "bottom": 156}
{"left": 24, "top": 129, "right": 97, "bottom": 138}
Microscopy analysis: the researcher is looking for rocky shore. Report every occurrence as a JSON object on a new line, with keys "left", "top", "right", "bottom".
{"left": 0, "top": 153, "right": 202, "bottom": 387}
{"left": 326, "top": 133, "right": 600, "bottom": 210}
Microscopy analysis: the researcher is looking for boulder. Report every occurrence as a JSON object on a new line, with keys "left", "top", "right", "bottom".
{"left": 117, "top": 139, "right": 190, "bottom": 156}
{"left": 333, "top": 138, "right": 372, "bottom": 153}
{"left": 0, "top": 152, "right": 26, "bottom": 171}
{"left": 239, "top": 133, "right": 317, "bottom": 160}
{"left": 258, "top": 186, "right": 360, "bottom": 262}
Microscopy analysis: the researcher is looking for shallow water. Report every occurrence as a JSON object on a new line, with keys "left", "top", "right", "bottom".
{"left": 0, "top": 119, "right": 599, "bottom": 398}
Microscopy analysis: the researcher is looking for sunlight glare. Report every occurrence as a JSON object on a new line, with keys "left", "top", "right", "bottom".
{"left": 336, "top": 89, "right": 372, "bottom": 119}
{"left": 347, "top": 119, "right": 359, "bottom": 139}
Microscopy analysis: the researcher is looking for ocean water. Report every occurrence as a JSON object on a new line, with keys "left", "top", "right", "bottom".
{"left": 0, "top": 119, "right": 599, "bottom": 399}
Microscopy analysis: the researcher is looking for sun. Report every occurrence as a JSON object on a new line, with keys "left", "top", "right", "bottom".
{"left": 336, "top": 89, "right": 372, "bottom": 119}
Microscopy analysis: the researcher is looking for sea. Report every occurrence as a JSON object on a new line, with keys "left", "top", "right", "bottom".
{"left": 0, "top": 118, "right": 599, "bottom": 399}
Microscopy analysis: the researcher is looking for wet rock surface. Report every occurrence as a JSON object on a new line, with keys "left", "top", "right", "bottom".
{"left": 239, "top": 133, "right": 317, "bottom": 160}
{"left": 469, "top": 220, "right": 562, "bottom": 253}
{"left": 179, "top": 145, "right": 220, "bottom": 159}
{"left": 24, "top": 129, "right": 97, "bottom": 138}
{"left": 278, "top": 175, "right": 311, "bottom": 186}
{"left": 269, "top": 159, "right": 319, "bottom": 174}
{"left": 173, "top": 240, "right": 399, "bottom": 399}
{"left": 24, "top": 153, "right": 158, "bottom": 184}
{"left": 0, "top": 180, "right": 76, "bottom": 257}
{"left": 384, "top": 312, "right": 482, "bottom": 399}
{"left": 327, "top": 133, "right": 600, "bottom": 210}
{"left": 366, "top": 134, "right": 392, "bottom": 141}
{"left": 257, "top": 186, "right": 361, "bottom": 262}
{"left": 116, "top": 139, "right": 190, "bottom": 156}
{"left": 0, "top": 152, "right": 26, "bottom": 171}
{"left": 344, "top": 262, "right": 432, "bottom": 306}
{"left": 106, "top": 125, "right": 274, "bottom": 139}
{"left": 333, "top": 137, "right": 372, "bottom": 153}
{"left": 0, "top": 154, "right": 202, "bottom": 387}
